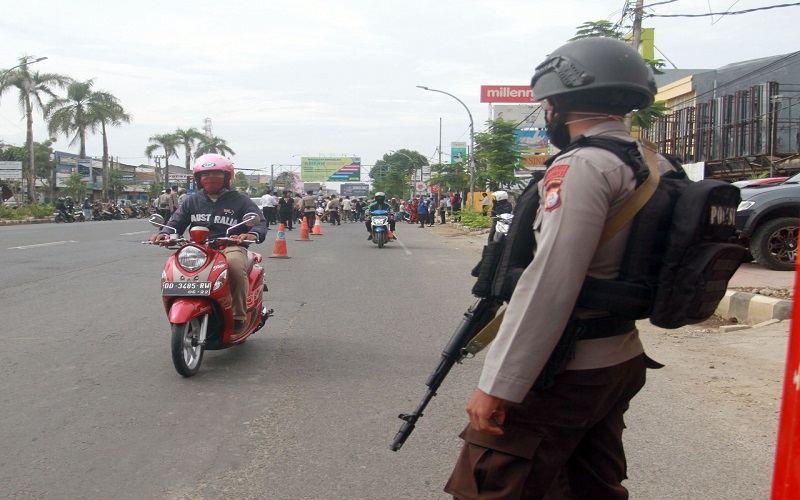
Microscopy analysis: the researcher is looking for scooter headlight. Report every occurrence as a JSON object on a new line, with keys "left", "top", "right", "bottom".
{"left": 372, "top": 216, "right": 388, "bottom": 225}
{"left": 177, "top": 246, "right": 208, "bottom": 272}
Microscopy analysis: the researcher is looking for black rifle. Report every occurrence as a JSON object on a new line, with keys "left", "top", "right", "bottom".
{"left": 390, "top": 297, "right": 502, "bottom": 452}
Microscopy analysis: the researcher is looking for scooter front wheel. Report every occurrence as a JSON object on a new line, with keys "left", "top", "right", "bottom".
{"left": 171, "top": 316, "right": 205, "bottom": 377}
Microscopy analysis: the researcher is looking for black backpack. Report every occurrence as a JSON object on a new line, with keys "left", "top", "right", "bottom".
{"left": 474, "top": 136, "right": 747, "bottom": 329}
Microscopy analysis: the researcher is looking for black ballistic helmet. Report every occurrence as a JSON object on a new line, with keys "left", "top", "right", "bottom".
{"left": 531, "top": 37, "right": 657, "bottom": 114}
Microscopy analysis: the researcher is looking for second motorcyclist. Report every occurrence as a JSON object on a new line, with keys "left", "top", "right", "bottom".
{"left": 364, "top": 192, "right": 396, "bottom": 240}
{"left": 149, "top": 154, "right": 267, "bottom": 334}
{"left": 55, "top": 197, "right": 73, "bottom": 222}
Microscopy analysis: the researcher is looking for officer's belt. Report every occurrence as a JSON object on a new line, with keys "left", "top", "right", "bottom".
{"left": 577, "top": 316, "right": 636, "bottom": 339}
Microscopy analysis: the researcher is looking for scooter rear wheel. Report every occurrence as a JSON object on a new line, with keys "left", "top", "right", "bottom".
{"left": 171, "top": 316, "right": 205, "bottom": 377}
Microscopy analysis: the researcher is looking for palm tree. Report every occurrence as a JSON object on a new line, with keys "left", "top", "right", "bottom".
{"left": 44, "top": 80, "right": 131, "bottom": 200}
{"left": 174, "top": 127, "right": 205, "bottom": 171}
{"left": 45, "top": 79, "right": 106, "bottom": 157}
{"left": 195, "top": 135, "right": 235, "bottom": 157}
{"left": 0, "top": 56, "right": 69, "bottom": 202}
{"left": 145, "top": 133, "right": 179, "bottom": 190}
{"left": 93, "top": 93, "right": 131, "bottom": 200}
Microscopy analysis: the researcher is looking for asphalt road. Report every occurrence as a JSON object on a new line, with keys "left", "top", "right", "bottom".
{"left": 0, "top": 218, "right": 784, "bottom": 499}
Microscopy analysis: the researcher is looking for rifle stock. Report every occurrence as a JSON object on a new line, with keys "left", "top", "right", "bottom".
{"left": 390, "top": 298, "right": 502, "bottom": 452}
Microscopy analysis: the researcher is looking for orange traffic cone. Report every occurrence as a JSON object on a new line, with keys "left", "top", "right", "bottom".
{"left": 296, "top": 216, "right": 312, "bottom": 241}
{"left": 312, "top": 215, "right": 323, "bottom": 235}
{"left": 269, "top": 224, "right": 291, "bottom": 258}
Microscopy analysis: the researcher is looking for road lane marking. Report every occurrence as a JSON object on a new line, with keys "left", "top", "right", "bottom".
{"left": 8, "top": 240, "right": 77, "bottom": 250}
{"left": 396, "top": 238, "right": 412, "bottom": 256}
{"left": 120, "top": 231, "right": 151, "bottom": 235}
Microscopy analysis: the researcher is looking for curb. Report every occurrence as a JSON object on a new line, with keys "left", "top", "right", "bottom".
{"left": 0, "top": 218, "right": 54, "bottom": 226}
{"left": 716, "top": 290, "right": 793, "bottom": 324}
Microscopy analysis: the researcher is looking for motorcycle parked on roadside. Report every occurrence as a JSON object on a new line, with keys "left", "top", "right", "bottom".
{"left": 73, "top": 209, "right": 86, "bottom": 222}
{"left": 368, "top": 209, "right": 393, "bottom": 249}
{"left": 145, "top": 213, "right": 273, "bottom": 377}
{"left": 54, "top": 210, "right": 72, "bottom": 223}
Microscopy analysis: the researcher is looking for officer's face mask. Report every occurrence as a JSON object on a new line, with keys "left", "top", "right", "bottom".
{"left": 544, "top": 104, "right": 572, "bottom": 150}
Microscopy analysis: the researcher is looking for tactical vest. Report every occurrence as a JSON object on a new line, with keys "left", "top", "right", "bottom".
{"left": 472, "top": 135, "right": 745, "bottom": 331}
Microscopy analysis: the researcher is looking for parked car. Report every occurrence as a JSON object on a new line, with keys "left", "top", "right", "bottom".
{"left": 731, "top": 176, "right": 788, "bottom": 188}
{"left": 250, "top": 197, "right": 264, "bottom": 208}
{"left": 735, "top": 173, "right": 800, "bottom": 271}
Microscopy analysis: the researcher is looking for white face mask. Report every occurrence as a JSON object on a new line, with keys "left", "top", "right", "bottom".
{"left": 563, "top": 112, "right": 624, "bottom": 126}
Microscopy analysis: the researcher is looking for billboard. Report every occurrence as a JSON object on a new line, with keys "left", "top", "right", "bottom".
{"left": 480, "top": 85, "right": 536, "bottom": 103}
{"left": 300, "top": 156, "right": 361, "bottom": 182}
{"left": 55, "top": 151, "right": 79, "bottom": 174}
{"left": 451, "top": 142, "right": 467, "bottom": 164}
{"left": 492, "top": 104, "right": 546, "bottom": 128}
{"left": 0, "top": 161, "right": 22, "bottom": 179}
{"left": 341, "top": 183, "right": 370, "bottom": 197}
{"left": 514, "top": 130, "right": 550, "bottom": 155}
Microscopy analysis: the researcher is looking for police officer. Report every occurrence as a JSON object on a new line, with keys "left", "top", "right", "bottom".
{"left": 302, "top": 190, "right": 317, "bottom": 230}
{"left": 445, "top": 37, "right": 676, "bottom": 499}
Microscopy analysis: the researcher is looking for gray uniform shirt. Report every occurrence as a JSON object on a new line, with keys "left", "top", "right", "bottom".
{"left": 478, "top": 121, "right": 677, "bottom": 403}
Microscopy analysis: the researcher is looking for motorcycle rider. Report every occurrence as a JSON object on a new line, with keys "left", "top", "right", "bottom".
{"left": 487, "top": 190, "right": 513, "bottom": 242}
{"left": 364, "top": 192, "right": 396, "bottom": 240}
{"left": 65, "top": 196, "right": 75, "bottom": 217}
{"left": 55, "top": 197, "right": 73, "bottom": 222}
{"left": 149, "top": 154, "right": 267, "bottom": 334}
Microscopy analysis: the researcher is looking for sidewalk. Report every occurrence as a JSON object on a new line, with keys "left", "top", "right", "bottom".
{"left": 718, "top": 262, "right": 796, "bottom": 325}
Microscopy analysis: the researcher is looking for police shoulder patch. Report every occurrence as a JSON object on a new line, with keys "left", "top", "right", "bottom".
{"left": 543, "top": 164, "right": 569, "bottom": 212}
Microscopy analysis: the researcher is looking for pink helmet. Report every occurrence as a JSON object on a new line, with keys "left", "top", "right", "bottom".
{"left": 194, "top": 154, "right": 234, "bottom": 187}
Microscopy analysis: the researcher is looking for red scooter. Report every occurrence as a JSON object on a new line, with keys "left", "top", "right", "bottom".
{"left": 147, "top": 213, "right": 273, "bottom": 376}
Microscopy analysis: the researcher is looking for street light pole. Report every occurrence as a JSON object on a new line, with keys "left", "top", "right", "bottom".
{"left": 416, "top": 85, "right": 475, "bottom": 201}
{"left": 0, "top": 56, "right": 47, "bottom": 81}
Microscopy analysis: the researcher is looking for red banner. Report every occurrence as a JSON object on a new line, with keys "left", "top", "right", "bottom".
{"left": 480, "top": 85, "right": 537, "bottom": 103}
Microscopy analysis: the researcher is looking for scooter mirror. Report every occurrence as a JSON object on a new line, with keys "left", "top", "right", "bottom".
{"left": 149, "top": 214, "right": 165, "bottom": 227}
{"left": 242, "top": 212, "right": 259, "bottom": 227}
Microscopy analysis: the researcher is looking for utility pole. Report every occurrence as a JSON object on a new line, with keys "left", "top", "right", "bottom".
{"left": 632, "top": 0, "right": 644, "bottom": 51}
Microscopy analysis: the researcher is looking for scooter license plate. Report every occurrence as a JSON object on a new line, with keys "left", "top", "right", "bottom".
{"left": 162, "top": 281, "right": 212, "bottom": 296}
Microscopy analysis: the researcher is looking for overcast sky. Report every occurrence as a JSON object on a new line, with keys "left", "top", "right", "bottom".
{"left": 0, "top": 0, "right": 796, "bottom": 180}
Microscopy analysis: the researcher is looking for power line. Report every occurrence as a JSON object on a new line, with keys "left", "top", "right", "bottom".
{"left": 646, "top": 2, "right": 800, "bottom": 17}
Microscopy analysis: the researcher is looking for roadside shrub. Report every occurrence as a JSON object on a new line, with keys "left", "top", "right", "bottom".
{"left": 458, "top": 210, "right": 492, "bottom": 229}
{"left": 0, "top": 203, "right": 54, "bottom": 220}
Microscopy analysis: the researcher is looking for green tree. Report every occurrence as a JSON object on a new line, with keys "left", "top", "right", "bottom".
{"left": 105, "top": 166, "right": 126, "bottom": 200}
{"left": 145, "top": 133, "right": 179, "bottom": 190}
{"left": 0, "top": 56, "right": 70, "bottom": 202}
{"left": 569, "top": 20, "right": 623, "bottom": 40}
{"left": 45, "top": 79, "right": 107, "bottom": 157}
{"left": 93, "top": 93, "right": 131, "bottom": 200}
{"left": 63, "top": 171, "right": 87, "bottom": 200}
{"left": 232, "top": 171, "right": 250, "bottom": 192}
{"left": 174, "top": 127, "right": 205, "bottom": 171}
{"left": 195, "top": 135, "right": 235, "bottom": 157}
{"left": 147, "top": 182, "right": 162, "bottom": 204}
{"left": 474, "top": 119, "right": 521, "bottom": 190}
{"left": 371, "top": 149, "right": 428, "bottom": 199}
{"left": 44, "top": 79, "right": 131, "bottom": 200}
{"left": 2, "top": 139, "right": 58, "bottom": 201}
{"left": 428, "top": 162, "right": 469, "bottom": 194}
